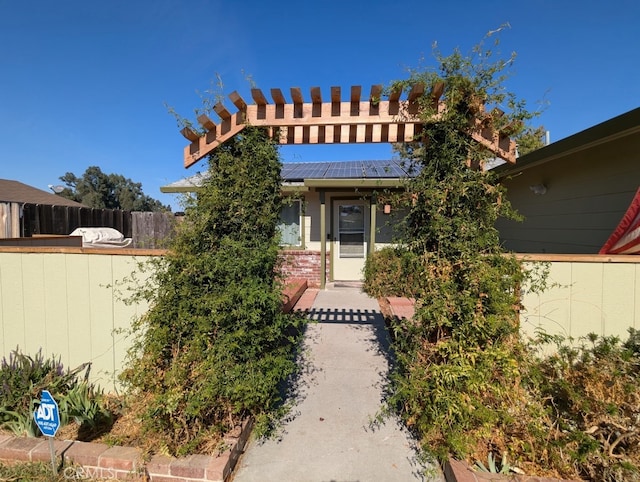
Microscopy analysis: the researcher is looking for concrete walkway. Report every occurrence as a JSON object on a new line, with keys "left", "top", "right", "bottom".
{"left": 231, "top": 285, "right": 444, "bottom": 482}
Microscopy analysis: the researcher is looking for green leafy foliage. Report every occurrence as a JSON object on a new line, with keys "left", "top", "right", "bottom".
{"left": 120, "top": 126, "right": 306, "bottom": 456}
{"left": 362, "top": 246, "right": 421, "bottom": 297}
{"left": 59, "top": 383, "right": 112, "bottom": 435}
{"left": 0, "top": 348, "right": 66, "bottom": 427}
{"left": 0, "top": 348, "right": 112, "bottom": 438}
{"left": 364, "top": 33, "right": 535, "bottom": 464}
{"left": 475, "top": 452, "right": 512, "bottom": 474}
{"left": 364, "top": 32, "right": 640, "bottom": 481}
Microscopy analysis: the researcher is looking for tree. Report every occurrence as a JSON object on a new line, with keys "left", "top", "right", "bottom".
{"left": 58, "top": 166, "right": 170, "bottom": 211}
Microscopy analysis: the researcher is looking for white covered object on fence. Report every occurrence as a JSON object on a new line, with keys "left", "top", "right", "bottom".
{"left": 70, "top": 227, "right": 132, "bottom": 248}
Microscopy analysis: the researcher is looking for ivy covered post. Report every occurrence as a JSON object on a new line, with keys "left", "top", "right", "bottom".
{"left": 364, "top": 34, "right": 547, "bottom": 462}
{"left": 121, "top": 126, "right": 305, "bottom": 456}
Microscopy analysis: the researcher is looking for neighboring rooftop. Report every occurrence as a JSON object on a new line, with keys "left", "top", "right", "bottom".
{"left": 0, "top": 179, "right": 85, "bottom": 207}
{"left": 495, "top": 106, "right": 640, "bottom": 177}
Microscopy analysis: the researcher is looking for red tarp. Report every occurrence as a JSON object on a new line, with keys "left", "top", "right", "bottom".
{"left": 599, "top": 187, "right": 640, "bottom": 254}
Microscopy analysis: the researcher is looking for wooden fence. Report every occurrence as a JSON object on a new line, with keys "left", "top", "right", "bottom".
{"left": 0, "top": 203, "right": 21, "bottom": 238}
{"left": 22, "top": 203, "right": 132, "bottom": 237}
{"left": 131, "top": 211, "right": 178, "bottom": 248}
{"left": 1, "top": 203, "right": 176, "bottom": 248}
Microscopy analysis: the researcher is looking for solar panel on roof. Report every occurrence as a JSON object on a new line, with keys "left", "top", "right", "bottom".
{"left": 281, "top": 159, "right": 419, "bottom": 181}
{"left": 282, "top": 162, "right": 330, "bottom": 180}
{"left": 363, "top": 161, "right": 399, "bottom": 178}
{"left": 329, "top": 161, "right": 368, "bottom": 179}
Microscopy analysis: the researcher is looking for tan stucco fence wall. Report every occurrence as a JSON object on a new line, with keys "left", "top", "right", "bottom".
{"left": 1, "top": 249, "right": 639, "bottom": 392}
{"left": 518, "top": 254, "right": 640, "bottom": 346}
{"left": 0, "top": 248, "right": 162, "bottom": 392}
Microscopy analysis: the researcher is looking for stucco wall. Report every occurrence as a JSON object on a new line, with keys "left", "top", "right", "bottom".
{"left": 519, "top": 254, "right": 640, "bottom": 345}
{"left": 0, "top": 249, "right": 159, "bottom": 391}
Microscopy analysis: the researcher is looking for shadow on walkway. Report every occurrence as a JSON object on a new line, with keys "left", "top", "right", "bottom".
{"left": 231, "top": 287, "right": 443, "bottom": 482}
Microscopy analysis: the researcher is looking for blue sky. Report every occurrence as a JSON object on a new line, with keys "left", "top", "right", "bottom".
{"left": 1, "top": 0, "right": 639, "bottom": 210}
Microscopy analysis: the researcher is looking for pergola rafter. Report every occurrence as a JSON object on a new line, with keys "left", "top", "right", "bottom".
{"left": 181, "top": 84, "right": 517, "bottom": 168}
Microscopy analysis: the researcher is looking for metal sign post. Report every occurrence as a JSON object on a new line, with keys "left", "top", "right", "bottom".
{"left": 33, "top": 389, "right": 61, "bottom": 475}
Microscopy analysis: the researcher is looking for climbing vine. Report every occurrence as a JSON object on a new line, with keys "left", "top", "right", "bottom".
{"left": 364, "top": 30, "right": 548, "bottom": 466}
{"left": 365, "top": 32, "right": 640, "bottom": 481}
{"left": 120, "top": 126, "right": 306, "bottom": 456}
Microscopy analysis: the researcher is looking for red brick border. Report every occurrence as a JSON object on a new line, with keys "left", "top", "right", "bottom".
{"left": 281, "top": 278, "right": 307, "bottom": 313}
{"left": 444, "top": 458, "right": 577, "bottom": 482}
{"left": 0, "top": 418, "right": 253, "bottom": 482}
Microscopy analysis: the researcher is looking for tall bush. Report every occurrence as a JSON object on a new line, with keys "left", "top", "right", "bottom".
{"left": 121, "top": 126, "right": 305, "bottom": 455}
{"left": 364, "top": 32, "right": 546, "bottom": 462}
{"left": 365, "top": 36, "right": 640, "bottom": 479}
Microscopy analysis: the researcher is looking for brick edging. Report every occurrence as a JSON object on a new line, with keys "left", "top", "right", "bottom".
{"left": 444, "top": 458, "right": 579, "bottom": 482}
{"left": 281, "top": 278, "right": 308, "bottom": 313}
{"left": 0, "top": 417, "right": 253, "bottom": 482}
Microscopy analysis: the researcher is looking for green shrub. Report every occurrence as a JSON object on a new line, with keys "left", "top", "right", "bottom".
{"left": 364, "top": 40, "right": 640, "bottom": 478}
{"left": 364, "top": 35, "right": 550, "bottom": 476}
{"left": 120, "top": 126, "right": 306, "bottom": 456}
{"left": 363, "top": 247, "right": 421, "bottom": 298}
{"left": 0, "top": 349, "right": 67, "bottom": 413}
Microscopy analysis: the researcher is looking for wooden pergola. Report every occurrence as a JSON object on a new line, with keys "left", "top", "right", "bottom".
{"left": 180, "top": 84, "right": 517, "bottom": 168}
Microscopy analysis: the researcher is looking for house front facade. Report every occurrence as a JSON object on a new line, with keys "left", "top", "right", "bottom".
{"left": 162, "top": 159, "right": 411, "bottom": 287}
{"left": 170, "top": 84, "right": 517, "bottom": 287}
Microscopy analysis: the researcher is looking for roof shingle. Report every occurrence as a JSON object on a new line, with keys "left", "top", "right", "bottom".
{"left": 0, "top": 179, "right": 86, "bottom": 207}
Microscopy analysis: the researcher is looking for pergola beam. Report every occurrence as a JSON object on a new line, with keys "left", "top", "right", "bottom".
{"left": 311, "top": 86, "right": 322, "bottom": 104}
{"left": 182, "top": 84, "right": 518, "bottom": 168}
{"left": 213, "top": 102, "right": 231, "bottom": 120}
{"left": 290, "top": 87, "right": 304, "bottom": 105}
{"left": 229, "top": 91, "right": 247, "bottom": 111}
{"left": 197, "top": 114, "right": 216, "bottom": 130}
{"left": 271, "top": 88, "right": 286, "bottom": 105}
{"left": 251, "top": 88, "right": 268, "bottom": 105}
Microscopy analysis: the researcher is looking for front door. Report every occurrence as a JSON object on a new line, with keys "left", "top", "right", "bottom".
{"left": 332, "top": 200, "right": 369, "bottom": 281}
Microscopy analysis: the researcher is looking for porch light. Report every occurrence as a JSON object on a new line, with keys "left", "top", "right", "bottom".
{"left": 529, "top": 184, "right": 547, "bottom": 195}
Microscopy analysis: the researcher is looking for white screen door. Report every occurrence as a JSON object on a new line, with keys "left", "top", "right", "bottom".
{"left": 332, "top": 200, "right": 368, "bottom": 281}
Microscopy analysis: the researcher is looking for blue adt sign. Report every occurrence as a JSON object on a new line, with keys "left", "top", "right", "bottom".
{"left": 34, "top": 390, "right": 60, "bottom": 437}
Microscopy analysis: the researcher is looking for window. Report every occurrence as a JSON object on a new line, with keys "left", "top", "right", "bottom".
{"left": 338, "top": 204, "right": 365, "bottom": 258}
{"left": 278, "top": 200, "right": 301, "bottom": 246}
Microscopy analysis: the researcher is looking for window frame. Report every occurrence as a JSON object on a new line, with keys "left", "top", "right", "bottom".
{"left": 278, "top": 198, "right": 303, "bottom": 248}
